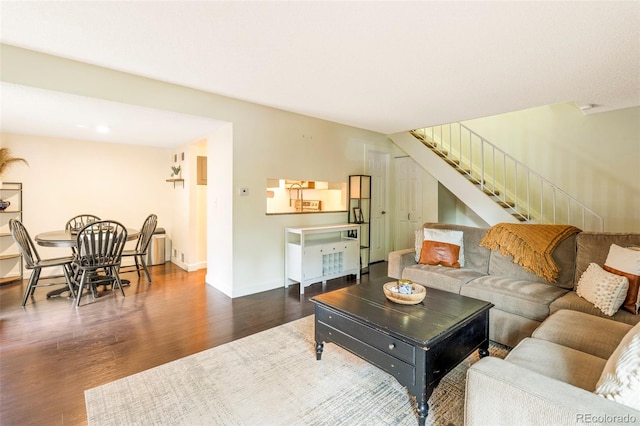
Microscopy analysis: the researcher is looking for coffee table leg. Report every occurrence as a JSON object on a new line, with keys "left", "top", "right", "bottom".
{"left": 478, "top": 342, "right": 490, "bottom": 358}
{"left": 416, "top": 401, "right": 428, "bottom": 426}
{"left": 315, "top": 342, "right": 324, "bottom": 360}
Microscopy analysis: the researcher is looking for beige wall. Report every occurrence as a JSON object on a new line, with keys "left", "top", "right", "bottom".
{"left": 462, "top": 103, "right": 640, "bottom": 232}
{"left": 0, "top": 133, "right": 173, "bottom": 264}
{"left": 1, "top": 45, "right": 393, "bottom": 297}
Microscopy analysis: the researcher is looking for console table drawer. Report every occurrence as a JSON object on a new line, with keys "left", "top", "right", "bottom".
{"left": 316, "top": 307, "right": 415, "bottom": 365}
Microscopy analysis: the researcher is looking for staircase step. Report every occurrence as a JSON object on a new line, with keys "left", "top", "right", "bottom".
{"left": 409, "top": 130, "right": 425, "bottom": 141}
{"left": 443, "top": 157, "right": 461, "bottom": 166}
{"left": 496, "top": 200, "right": 515, "bottom": 208}
{"left": 483, "top": 188, "right": 501, "bottom": 197}
{"left": 513, "top": 212, "right": 529, "bottom": 222}
{"left": 444, "top": 157, "right": 461, "bottom": 167}
{"left": 466, "top": 175, "right": 483, "bottom": 185}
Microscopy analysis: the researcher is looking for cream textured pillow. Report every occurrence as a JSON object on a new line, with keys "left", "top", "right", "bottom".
{"left": 576, "top": 263, "right": 629, "bottom": 316}
{"left": 595, "top": 324, "right": 640, "bottom": 410}
{"left": 423, "top": 228, "right": 465, "bottom": 267}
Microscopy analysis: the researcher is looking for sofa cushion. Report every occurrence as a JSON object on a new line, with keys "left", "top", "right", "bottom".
{"left": 505, "top": 338, "right": 607, "bottom": 391}
{"left": 489, "top": 309, "right": 541, "bottom": 349}
{"left": 401, "top": 264, "right": 485, "bottom": 294}
{"left": 595, "top": 321, "right": 640, "bottom": 411}
{"left": 465, "top": 357, "right": 640, "bottom": 426}
{"left": 420, "top": 223, "right": 491, "bottom": 274}
{"left": 532, "top": 309, "right": 632, "bottom": 359}
{"left": 460, "top": 276, "right": 567, "bottom": 321}
{"left": 576, "top": 263, "right": 629, "bottom": 316}
{"left": 487, "top": 233, "right": 577, "bottom": 289}
{"left": 550, "top": 292, "right": 640, "bottom": 326}
{"left": 574, "top": 232, "right": 640, "bottom": 287}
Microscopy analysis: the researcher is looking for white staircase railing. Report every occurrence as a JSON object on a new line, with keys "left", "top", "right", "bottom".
{"left": 411, "top": 123, "right": 603, "bottom": 231}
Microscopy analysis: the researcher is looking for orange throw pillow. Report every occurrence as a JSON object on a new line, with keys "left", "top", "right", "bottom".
{"left": 604, "top": 265, "right": 640, "bottom": 315}
{"left": 419, "top": 240, "right": 461, "bottom": 268}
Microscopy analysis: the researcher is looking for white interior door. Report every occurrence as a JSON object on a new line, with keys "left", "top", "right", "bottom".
{"left": 394, "top": 156, "right": 422, "bottom": 250}
{"left": 367, "top": 151, "right": 389, "bottom": 263}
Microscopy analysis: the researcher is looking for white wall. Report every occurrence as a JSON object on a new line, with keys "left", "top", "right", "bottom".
{"left": 194, "top": 140, "right": 208, "bottom": 270}
{"left": 462, "top": 103, "right": 640, "bottom": 232}
{"left": 228, "top": 106, "right": 392, "bottom": 297}
{"left": 0, "top": 133, "right": 173, "bottom": 263}
{"left": 1, "top": 45, "right": 393, "bottom": 297}
{"left": 438, "top": 186, "right": 490, "bottom": 228}
{"left": 165, "top": 139, "right": 211, "bottom": 272}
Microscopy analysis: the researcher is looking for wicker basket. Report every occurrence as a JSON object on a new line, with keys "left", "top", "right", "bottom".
{"left": 383, "top": 281, "right": 426, "bottom": 305}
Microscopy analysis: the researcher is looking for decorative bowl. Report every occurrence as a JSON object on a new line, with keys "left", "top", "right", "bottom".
{"left": 383, "top": 281, "right": 426, "bottom": 305}
{"left": 0, "top": 200, "right": 10, "bottom": 211}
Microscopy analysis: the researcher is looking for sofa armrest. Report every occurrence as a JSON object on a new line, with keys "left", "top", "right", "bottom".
{"left": 387, "top": 248, "right": 417, "bottom": 279}
{"left": 465, "top": 357, "right": 640, "bottom": 426}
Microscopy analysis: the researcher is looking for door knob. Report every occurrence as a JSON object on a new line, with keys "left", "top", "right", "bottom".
{"left": 381, "top": 211, "right": 386, "bottom": 214}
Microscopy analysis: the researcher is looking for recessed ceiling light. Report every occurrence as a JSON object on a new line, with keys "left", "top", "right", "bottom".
{"left": 96, "top": 125, "right": 110, "bottom": 134}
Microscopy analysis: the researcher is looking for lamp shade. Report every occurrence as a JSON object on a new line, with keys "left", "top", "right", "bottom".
{"left": 350, "top": 176, "right": 361, "bottom": 198}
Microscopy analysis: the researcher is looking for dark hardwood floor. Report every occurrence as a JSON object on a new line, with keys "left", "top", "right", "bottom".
{"left": 0, "top": 261, "right": 388, "bottom": 425}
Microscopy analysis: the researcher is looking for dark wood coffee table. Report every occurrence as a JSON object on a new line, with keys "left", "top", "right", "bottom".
{"left": 311, "top": 279, "right": 493, "bottom": 426}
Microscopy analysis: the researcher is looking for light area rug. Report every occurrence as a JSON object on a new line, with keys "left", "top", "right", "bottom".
{"left": 86, "top": 315, "right": 508, "bottom": 426}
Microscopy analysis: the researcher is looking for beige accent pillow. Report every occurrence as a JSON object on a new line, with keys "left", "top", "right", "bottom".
{"left": 576, "top": 263, "right": 629, "bottom": 316}
{"left": 595, "top": 323, "right": 640, "bottom": 410}
{"left": 606, "top": 244, "right": 640, "bottom": 274}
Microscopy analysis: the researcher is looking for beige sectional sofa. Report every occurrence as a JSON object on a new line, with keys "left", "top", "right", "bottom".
{"left": 388, "top": 222, "right": 640, "bottom": 348}
{"left": 466, "top": 309, "right": 640, "bottom": 425}
{"left": 390, "top": 222, "right": 640, "bottom": 424}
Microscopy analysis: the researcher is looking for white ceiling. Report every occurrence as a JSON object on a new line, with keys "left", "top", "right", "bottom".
{"left": 1, "top": 1, "right": 639, "bottom": 146}
{"left": 0, "top": 83, "right": 226, "bottom": 147}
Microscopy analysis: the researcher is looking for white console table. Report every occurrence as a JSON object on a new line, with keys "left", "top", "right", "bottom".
{"left": 284, "top": 224, "right": 361, "bottom": 295}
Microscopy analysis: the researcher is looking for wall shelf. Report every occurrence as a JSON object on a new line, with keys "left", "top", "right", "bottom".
{"left": 166, "top": 178, "right": 184, "bottom": 188}
{"left": 0, "top": 182, "right": 23, "bottom": 285}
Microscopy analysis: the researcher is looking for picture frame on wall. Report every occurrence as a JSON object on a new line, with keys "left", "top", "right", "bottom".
{"left": 353, "top": 207, "right": 364, "bottom": 223}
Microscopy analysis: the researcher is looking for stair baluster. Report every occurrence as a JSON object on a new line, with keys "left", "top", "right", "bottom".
{"left": 410, "top": 124, "right": 603, "bottom": 231}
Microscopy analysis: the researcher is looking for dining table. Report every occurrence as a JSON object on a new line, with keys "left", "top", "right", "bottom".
{"left": 35, "top": 228, "right": 140, "bottom": 248}
{"left": 35, "top": 227, "right": 140, "bottom": 298}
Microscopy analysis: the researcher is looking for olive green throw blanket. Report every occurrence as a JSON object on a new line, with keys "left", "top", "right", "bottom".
{"left": 480, "top": 223, "right": 581, "bottom": 282}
